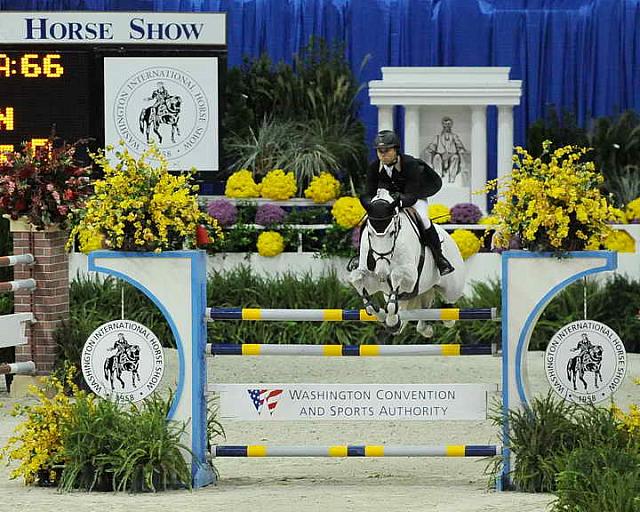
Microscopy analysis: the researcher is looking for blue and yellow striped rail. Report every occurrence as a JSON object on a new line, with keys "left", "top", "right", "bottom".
{"left": 206, "top": 307, "right": 497, "bottom": 322}
{"left": 212, "top": 445, "right": 501, "bottom": 458}
{"left": 207, "top": 343, "right": 494, "bottom": 357}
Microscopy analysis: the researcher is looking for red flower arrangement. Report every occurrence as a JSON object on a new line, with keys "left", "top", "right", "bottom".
{"left": 0, "top": 140, "right": 92, "bottom": 230}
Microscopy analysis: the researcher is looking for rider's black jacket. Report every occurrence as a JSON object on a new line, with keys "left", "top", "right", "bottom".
{"left": 359, "top": 153, "right": 442, "bottom": 211}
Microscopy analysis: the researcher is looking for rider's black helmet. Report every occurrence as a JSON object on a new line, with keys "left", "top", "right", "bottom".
{"left": 373, "top": 130, "right": 401, "bottom": 150}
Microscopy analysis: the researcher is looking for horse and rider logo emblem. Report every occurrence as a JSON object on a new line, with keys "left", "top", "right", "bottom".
{"left": 82, "top": 320, "right": 165, "bottom": 402}
{"left": 108, "top": 62, "right": 210, "bottom": 160}
{"left": 545, "top": 320, "right": 627, "bottom": 404}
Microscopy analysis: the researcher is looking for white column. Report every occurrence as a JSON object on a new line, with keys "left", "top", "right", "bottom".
{"left": 470, "top": 106, "right": 487, "bottom": 212}
{"left": 377, "top": 106, "right": 394, "bottom": 132}
{"left": 497, "top": 105, "right": 514, "bottom": 182}
{"left": 404, "top": 106, "right": 420, "bottom": 157}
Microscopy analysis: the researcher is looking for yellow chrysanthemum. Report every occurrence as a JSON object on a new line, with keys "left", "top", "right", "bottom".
{"left": 260, "top": 169, "right": 297, "bottom": 200}
{"left": 304, "top": 172, "right": 341, "bottom": 203}
{"left": 331, "top": 196, "right": 366, "bottom": 229}
{"left": 625, "top": 197, "right": 640, "bottom": 222}
{"left": 451, "top": 229, "right": 482, "bottom": 260}
{"left": 604, "top": 230, "right": 636, "bottom": 253}
{"left": 428, "top": 203, "right": 451, "bottom": 224}
{"left": 257, "top": 230, "right": 285, "bottom": 257}
{"left": 225, "top": 169, "right": 261, "bottom": 198}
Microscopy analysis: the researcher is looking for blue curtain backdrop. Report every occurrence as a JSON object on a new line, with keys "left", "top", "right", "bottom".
{"left": 2, "top": 0, "right": 639, "bottom": 178}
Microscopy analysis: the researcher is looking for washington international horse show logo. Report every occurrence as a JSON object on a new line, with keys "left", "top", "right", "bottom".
{"left": 545, "top": 320, "right": 627, "bottom": 404}
{"left": 82, "top": 320, "right": 165, "bottom": 402}
{"left": 111, "top": 66, "right": 210, "bottom": 160}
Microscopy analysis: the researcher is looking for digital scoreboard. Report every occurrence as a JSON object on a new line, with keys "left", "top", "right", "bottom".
{"left": 0, "top": 50, "right": 93, "bottom": 153}
{"left": 0, "top": 12, "right": 226, "bottom": 184}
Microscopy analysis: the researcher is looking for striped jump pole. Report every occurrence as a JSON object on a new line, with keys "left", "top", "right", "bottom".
{"left": 206, "top": 307, "right": 497, "bottom": 322}
{"left": 212, "top": 445, "right": 501, "bottom": 458}
{"left": 0, "top": 254, "right": 34, "bottom": 267}
{"left": 0, "top": 278, "right": 37, "bottom": 292}
{"left": 0, "top": 361, "right": 36, "bottom": 376}
{"left": 207, "top": 343, "right": 495, "bottom": 357}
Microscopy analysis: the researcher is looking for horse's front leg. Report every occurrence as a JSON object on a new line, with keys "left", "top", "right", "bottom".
{"left": 384, "top": 265, "right": 417, "bottom": 331}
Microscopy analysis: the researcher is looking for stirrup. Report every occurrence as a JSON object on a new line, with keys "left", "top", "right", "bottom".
{"left": 436, "top": 256, "right": 455, "bottom": 276}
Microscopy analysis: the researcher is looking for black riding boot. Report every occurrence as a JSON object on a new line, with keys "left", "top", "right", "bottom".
{"left": 422, "top": 223, "right": 455, "bottom": 276}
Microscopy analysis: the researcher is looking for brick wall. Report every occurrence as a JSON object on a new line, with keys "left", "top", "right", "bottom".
{"left": 11, "top": 228, "right": 69, "bottom": 375}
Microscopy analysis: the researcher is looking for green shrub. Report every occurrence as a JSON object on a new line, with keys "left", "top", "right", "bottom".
{"left": 490, "top": 393, "right": 579, "bottom": 492}
{"left": 553, "top": 447, "right": 640, "bottom": 512}
{"left": 490, "top": 393, "right": 640, "bottom": 494}
{"left": 59, "top": 393, "right": 191, "bottom": 492}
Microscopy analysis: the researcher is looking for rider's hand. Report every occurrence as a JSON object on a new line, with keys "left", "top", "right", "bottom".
{"left": 390, "top": 192, "right": 402, "bottom": 207}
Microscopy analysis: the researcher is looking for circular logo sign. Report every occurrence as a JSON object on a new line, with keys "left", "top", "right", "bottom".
{"left": 82, "top": 320, "right": 165, "bottom": 402}
{"left": 545, "top": 320, "right": 627, "bottom": 404}
{"left": 112, "top": 66, "right": 210, "bottom": 160}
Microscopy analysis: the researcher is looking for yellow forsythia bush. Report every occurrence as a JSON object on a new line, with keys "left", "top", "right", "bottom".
{"left": 428, "top": 203, "right": 451, "bottom": 224}
{"left": 451, "top": 229, "right": 482, "bottom": 259}
{"left": 487, "top": 142, "right": 616, "bottom": 251}
{"left": 225, "top": 170, "right": 261, "bottom": 198}
{"left": 304, "top": 172, "right": 341, "bottom": 203}
{"left": 331, "top": 196, "right": 365, "bottom": 229}
{"left": 257, "top": 231, "right": 285, "bottom": 257}
{"left": 260, "top": 169, "right": 297, "bottom": 200}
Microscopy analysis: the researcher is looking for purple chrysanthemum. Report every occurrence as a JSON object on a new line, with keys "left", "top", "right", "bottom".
{"left": 450, "top": 203, "right": 483, "bottom": 224}
{"left": 351, "top": 227, "right": 361, "bottom": 249}
{"left": 207, "top": 199, "right": 237, "bottom": 227}
{"left": 255, "top": 203, "right": 287, "bottom": 226}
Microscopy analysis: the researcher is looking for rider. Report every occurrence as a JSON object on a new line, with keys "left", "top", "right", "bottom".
{"left": 146, "top": 82, "right": 170, "bottom": 111}
{"left": 109, "top": 332, "right": 132, "bottom": 355}
{"left": 573, "top": 333, "right": 595, "bottom": 355}
{"left": 358, "top": 130, "right": 455, "bottom": 276}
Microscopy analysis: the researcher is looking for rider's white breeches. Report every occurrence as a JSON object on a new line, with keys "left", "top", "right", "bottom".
{"left": 413, "top": 199, "right": 431, "bottom": 230}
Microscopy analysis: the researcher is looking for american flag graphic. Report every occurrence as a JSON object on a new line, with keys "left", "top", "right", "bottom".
{"left": 248, "top": 389, "right": 283, "bottom": 415}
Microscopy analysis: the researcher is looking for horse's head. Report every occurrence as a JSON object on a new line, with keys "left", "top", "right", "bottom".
{"left": 367, "top": 189, "right": 398, "bottom": 235}
{"left": 167, "top": 95, "right": 182, "bottom": 112}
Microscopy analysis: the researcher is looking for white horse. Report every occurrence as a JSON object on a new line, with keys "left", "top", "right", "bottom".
{"left": 348, "top": 189, "right": 466, "bottom": 337}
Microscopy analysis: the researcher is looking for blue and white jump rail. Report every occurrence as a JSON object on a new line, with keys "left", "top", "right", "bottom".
{"left": 207, "top": 307, "right": 497, "bottom": 322}
{"left": 88, "top": 249, "right": 618, "bottom": 490}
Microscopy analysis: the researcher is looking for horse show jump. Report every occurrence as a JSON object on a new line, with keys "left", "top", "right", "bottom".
{"left": 0, "top": 253, "right": 36, "bottom": 380}
{"left": 87, "top": 248, "right": 618, "bottom": 490}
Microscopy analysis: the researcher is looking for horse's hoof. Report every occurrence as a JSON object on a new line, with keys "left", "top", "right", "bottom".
{"left": 443, "top": 320, "right": 455, "bottom": 328}
{"left": 385, "top": 315, "right": 405, "bottom": 334}
{"left": 417, "top": 322, "right": 434, "bottom": 338}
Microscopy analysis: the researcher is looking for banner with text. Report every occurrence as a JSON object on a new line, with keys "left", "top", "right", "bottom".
{"left": 211, "top": 383, "right": 496, "bottom": 421}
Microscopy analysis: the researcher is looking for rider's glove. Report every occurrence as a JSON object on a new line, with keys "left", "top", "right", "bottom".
{"left": 390, "top": 192, "right": 402, "bottom": 207}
